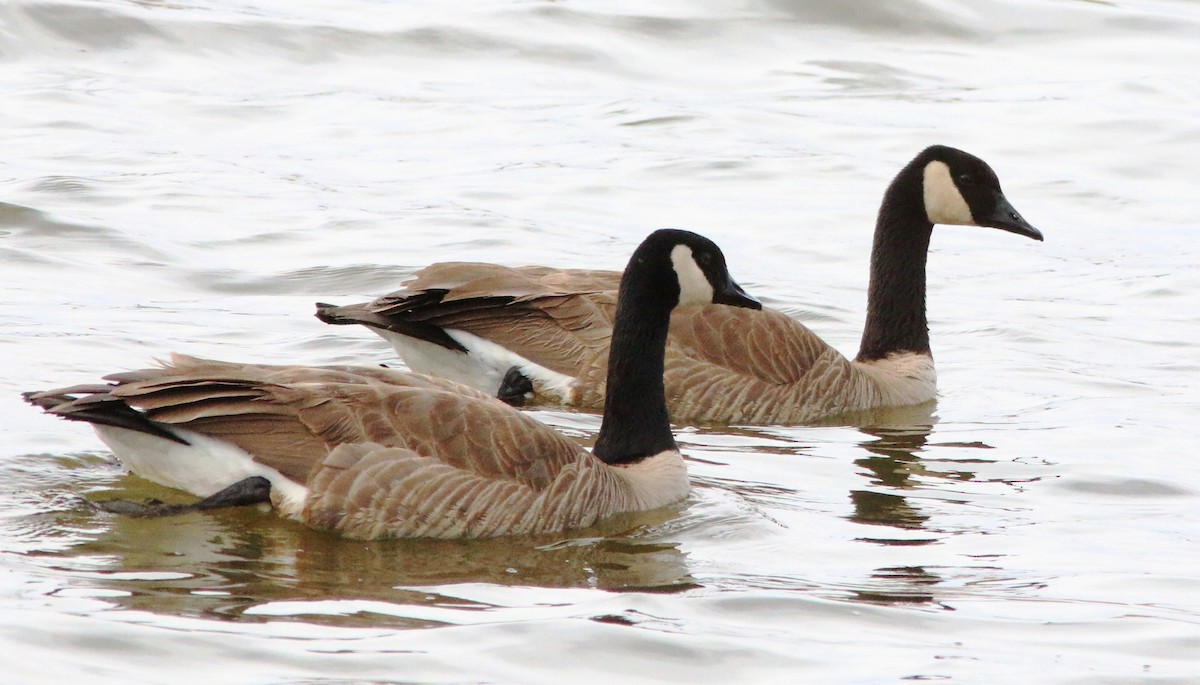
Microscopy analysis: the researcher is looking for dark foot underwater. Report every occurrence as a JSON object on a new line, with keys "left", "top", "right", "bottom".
{"left": 95, "top": 476, "right": 272, "bottom": 518}
{"left": 497, "top": 366, "right": 534, "bottom": 406}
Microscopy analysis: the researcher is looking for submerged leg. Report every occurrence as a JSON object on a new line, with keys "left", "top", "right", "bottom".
{"left": 496, "top": 366, "right": 534, "bottom": 406}
{"left": 96, "top": 476, "right": 273, "bottom": 518}
{"left": 193, "top": 476, "right": 273, "bottom": 510}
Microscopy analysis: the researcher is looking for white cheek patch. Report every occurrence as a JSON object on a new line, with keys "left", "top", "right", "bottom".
{"left": 670, "top": 244, "right": 714, "bottom": 307}
{"left": 923, "top": 160, "right": 976, "bottom": 226}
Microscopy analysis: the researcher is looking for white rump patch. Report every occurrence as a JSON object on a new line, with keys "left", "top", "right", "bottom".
{"left": 95, "top": 426, "right": 309, "bottom": 518}
{"left": 670, "top": 244, "right": 715, "bottom": 307}
{"left": 855, "top": 352, "right": 938, "bottom": 406}
{"left": 923, "top": 160, "right": 975, "bottom": 226}
{"left": 612, "top": 450, "right": 690, "bottom": 509}
{"left": 375, "top": 327, "right": 576, "bottom": 402}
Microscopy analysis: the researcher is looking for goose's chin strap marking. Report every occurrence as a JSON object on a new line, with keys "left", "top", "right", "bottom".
{"left": 95, "top": 476, "right": 273, "bottom": 518}
{"left": 923, "top": 160, "right": 974, "bottom": 226}
{"left": 670, "top": 244, "right": 715, "bottom": 306}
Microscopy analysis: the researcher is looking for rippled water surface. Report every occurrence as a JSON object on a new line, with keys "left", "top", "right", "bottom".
{"left": 3, "top": 0, "right": 1199, "bottom": 683}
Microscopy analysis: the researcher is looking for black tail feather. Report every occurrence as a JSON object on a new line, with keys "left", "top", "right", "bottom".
{"left": 315, "top": 301, "right": 468, "bottom": 353}
{"left": 22, "top": 389, "right": 190, "bottom": 445}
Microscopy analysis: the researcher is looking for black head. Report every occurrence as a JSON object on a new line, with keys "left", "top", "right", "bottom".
{"left": 596, "top": 229, "right": 760, "bottom": 465}
{"left": 624, "top": 229, "right": 762, "bottom": 311}
{"left": 915, "top": 145, "right": 1043, "bottom": 241}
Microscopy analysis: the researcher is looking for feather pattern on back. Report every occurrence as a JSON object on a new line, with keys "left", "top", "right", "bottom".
{"left": 304, "top": 442, "right": 675, "bottom": 539}
{"left": 30, "top": 353, "right": 683, "bottom": 538}
{"left": 361, "top": 264, "right": 620, "bottom": 377}
{"left": 322, "top": 268, "right": 916, "bottom": 424}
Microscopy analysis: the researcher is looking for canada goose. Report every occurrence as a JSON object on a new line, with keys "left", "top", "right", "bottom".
{"left": 24, "top": 229, "right": 761, "bottom": 539}
{"left": 317, "top": 145, "right": 1043, "bottom": 424}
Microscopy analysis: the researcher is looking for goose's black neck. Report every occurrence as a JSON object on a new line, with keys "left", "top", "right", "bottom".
{"left": 592, "top": 251, "right": 678, "bottom": 466}
{"left": 855, "top": 161, "right": 934, "bottom": 362}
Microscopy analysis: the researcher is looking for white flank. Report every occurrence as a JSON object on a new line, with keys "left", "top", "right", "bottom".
{"left": 670, "top": 244, "right": 715, "bottom": 307}
{"left": 94, "top": 426, "right": 309, "bottom": 518}
{"left": 923, "top": 160, "right": 975, "bottom": 226}
{"left": 375, "top": 327, "right": 577, "bottom": 402}
{"left": 612, "top": 450, "right": 690, "bottom": 510}
{"left": 855, "top": 351, "right": 938, "bottom": 406}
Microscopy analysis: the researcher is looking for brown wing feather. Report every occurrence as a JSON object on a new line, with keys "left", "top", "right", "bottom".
{"left": 568, "top": 305, "right": 871, "bottom": 423}
{"left": 325, "top": 265, "right": 887, "bottom": 424}
{"left": 667, "top": 306, "right": 839, "bottom": 385}
{"left": 398, "top": 263, "right": 621, "bottom": 302}
{"left": 90, "top": 354, "right": 587, "bottom": 487}
{"left": 658, "top": 344, "right": 875, "bottom": 424}
{"left": 365, "top": 264, "right": 621, "bottom": 376}
{"left": 304, "top": 442, "right": 633, "bottom": 539}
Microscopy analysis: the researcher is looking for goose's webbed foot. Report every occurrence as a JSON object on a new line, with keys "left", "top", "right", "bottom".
{"left": 497, "top": 366, "right": 534, "bottom": 406}
{"left": 95, "top": 476, "right": 273, "bottom": 518}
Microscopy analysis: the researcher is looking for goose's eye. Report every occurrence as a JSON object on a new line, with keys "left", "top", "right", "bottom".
{"left": 697, "top": 251, "right": 714, "bottom": 267}
{"left": 956, "top": 173, "right": 976, "bottom": 187}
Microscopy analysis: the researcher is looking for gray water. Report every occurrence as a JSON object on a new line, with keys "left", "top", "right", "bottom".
{"left": 2, "top": 0, "right": 1199, "bottom": 683}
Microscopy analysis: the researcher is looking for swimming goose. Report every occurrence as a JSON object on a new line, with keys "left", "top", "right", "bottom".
{"left": 316, "top": 146, "right": 1043, "bottom": 424}
{"left": 24, "top": 229, "right": 761, "bottom": 539}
